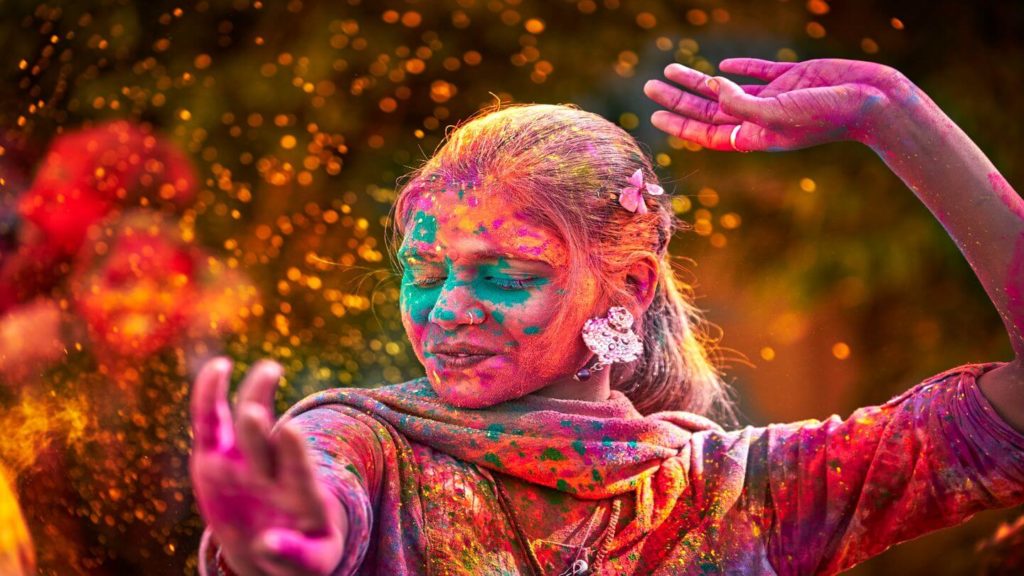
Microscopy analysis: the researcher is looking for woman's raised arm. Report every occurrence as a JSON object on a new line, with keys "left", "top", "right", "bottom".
{"left": 644, "top": 58, "right": 1024, "bottom": 431}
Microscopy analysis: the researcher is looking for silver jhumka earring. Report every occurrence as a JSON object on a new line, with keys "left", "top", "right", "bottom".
{"left": 573, "top": 306, "right": 643, "bottom": 381}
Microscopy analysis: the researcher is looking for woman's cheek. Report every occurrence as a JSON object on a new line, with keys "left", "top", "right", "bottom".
{"left": 400, "top": 284, "right": 436, "bottom": 344}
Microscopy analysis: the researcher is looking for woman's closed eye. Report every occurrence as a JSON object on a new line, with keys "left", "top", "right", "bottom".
{"left": 488, "top": 276, "right": 538, "bottom": 290}
{"left": 405, "top": 275, "right": 539, "bottom": 290}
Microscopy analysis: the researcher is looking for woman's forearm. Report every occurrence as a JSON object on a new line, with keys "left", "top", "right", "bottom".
{"left": 860, "top": 79, "right": 1024, "bottom": 360}
{"left": 859, "top": 79, "right": 1024, "bottom": 431}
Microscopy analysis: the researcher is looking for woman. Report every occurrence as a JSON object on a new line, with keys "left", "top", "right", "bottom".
{"left": 191, "top": 57, "right": 1024, "bottom": 575}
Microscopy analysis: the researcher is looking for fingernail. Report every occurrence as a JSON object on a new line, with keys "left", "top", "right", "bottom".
{"left": 705, "top": 77, "right": 720, "bottom": 94}
{"left": 264, "top": 532, "right": 281, "bottom": 552}
{"left": 211, "top": 357, "right": 232, "bottom": 373}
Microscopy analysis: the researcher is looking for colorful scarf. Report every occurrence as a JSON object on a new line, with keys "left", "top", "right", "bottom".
{"left": 277, "top": 377, "right": 725, "bottom": 575}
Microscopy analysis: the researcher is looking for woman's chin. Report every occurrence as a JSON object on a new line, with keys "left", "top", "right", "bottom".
{"left": 427, "top": 374, "right": 525, "bottom": 409}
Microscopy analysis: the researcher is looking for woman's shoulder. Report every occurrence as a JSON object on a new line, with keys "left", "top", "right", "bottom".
{"left": 280, "top": 376, "right": 434, "bottom": 420}
{"left": 645, "top": 409, "right": 726, "bottom": 433}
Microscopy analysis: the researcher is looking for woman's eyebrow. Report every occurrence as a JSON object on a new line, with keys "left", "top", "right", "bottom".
{"left": 398, "top": 246, "right": 552, "bottom": 266}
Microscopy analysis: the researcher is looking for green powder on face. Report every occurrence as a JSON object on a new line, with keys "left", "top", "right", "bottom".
{"left": 410, "top": 210, "right": 438, "bottom": 243}
{"left": 433, "top": 308, "right": 456, "bottom": 322}
{"left": 523, "top": 326, "right": 541, "bottom": 335}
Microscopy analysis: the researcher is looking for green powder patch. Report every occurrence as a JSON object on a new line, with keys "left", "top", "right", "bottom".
{"left": 555, "top": 479, "right": 576, "bottom": 494}
{"left": 483, "top": 452, "right": 504, "bottom": 469}
{"left": 539, "top": 447, "right": 566, "bottom": 461}
{"left": 571, "top": 440, "right": 586, "bottom": 457}
{"left": 485, "top": 423, "right": 505, "bottom": 440}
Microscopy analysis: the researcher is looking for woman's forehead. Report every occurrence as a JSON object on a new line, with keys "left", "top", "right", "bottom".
{"left": 401, "top": 186, "right": 568, "bottom": 267}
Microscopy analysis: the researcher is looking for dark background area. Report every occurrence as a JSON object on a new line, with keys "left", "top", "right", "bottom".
{"left": 0, "top": 0, "right": 1022, "bottom": 573}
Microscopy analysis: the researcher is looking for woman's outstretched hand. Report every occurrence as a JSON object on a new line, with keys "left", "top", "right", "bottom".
{"left": 190, "top": 358, "right": 346, "bottom": 576}
{"left": 644, "top": 57, "right": 912, "bottom": 151}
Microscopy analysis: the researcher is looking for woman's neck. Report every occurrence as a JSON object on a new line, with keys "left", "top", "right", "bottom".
{"left": 529, "top": 370, "right": 612, "bottom": 402}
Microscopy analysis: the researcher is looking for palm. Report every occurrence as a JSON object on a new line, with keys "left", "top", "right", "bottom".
{"left": 644, "top": 58, "right": 907, "bottom": 151}
{"left": 190, "top": 359, "right": 344, "bottom": 576}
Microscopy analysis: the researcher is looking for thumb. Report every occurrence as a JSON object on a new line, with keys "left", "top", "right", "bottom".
{"left": 706, "top": 76, "right": 774, "bottom": 122}
{"left": 255, "top": 527, "right": 345, "bottom": 576}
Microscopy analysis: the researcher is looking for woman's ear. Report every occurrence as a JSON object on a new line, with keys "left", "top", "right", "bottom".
{"left": 625, "top": 255, "right": 659, "bottom": 311}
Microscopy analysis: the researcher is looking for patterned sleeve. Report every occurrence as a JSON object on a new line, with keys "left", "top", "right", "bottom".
{"left": 756, "top": 362, "right": 1024, "bottom": 576}
{"left": 198, "top": 405, "right": 384, "bottom": 576}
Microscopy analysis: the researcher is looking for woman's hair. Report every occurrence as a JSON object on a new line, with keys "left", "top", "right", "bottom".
{"left": 388, "top": 103, "right": 736, "bottom": 424}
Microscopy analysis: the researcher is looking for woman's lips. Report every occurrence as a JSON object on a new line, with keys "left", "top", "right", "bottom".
{"left": 432, "top": 352, "right": 497, "bottom": 369}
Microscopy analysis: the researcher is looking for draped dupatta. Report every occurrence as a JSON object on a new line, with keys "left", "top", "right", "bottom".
{"left": 277, "top": 378, "right": 726, "bottom": 575}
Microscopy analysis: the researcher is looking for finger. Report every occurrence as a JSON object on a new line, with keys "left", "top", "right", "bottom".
{"left": 254, "top": 527, "right": 343, "bottom": 576}
{"left": 236, "top": 359, "right": 284, "bottom": 415}
{"left": 236, "top": 402, "right": 276, "bottom": 479}
{"left": 719, "top": 58, "right": 797, "bottom": 81}
{"left": 707, "top": 76, "right": 785, "bottom": 124}
{"left": 191, "top": 357, "right": 236, "bottom": 452}
{"left": 273, "top": 422, "right": 330, "bottom": 531}
{"left": 643, "top": 79, "right": 742, "bottom": 124}
{"left": 663, "top": 63, "right": 718, "bottom": 99}
{"left": 650, "top": 111, "right": 738, "bottom": 151}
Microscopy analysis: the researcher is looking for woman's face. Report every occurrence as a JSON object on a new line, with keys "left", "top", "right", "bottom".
{"left": 398, "top": 180, "right": 600, "bottom": 408}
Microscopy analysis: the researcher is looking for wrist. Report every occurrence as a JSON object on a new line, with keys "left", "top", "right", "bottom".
{"left": 851, "top": 72, "right": 931, "bottom": 150}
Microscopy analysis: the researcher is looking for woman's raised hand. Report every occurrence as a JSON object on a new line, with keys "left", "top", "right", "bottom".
{"left": 190, "top": 358, "right": 346, "bottom": 576}
{"left": 644, "top": 58, "right": 913, "bottom": 152}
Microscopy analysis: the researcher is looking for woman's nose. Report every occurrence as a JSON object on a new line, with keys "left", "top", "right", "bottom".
{"left": 429, "top": 281, "right": 486, "bottom": 329}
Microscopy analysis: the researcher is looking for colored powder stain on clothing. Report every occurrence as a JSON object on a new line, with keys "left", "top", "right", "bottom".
{"left": 571, "top": 440, "right": 586, "bottom": 457}
{"left": 554, "top": 479, "right": 576, "bottom": 494}
{"left": 539, "top": 447, "right": 566, "bottom": 461}
{"left": 540, "top": 488, "right": 566, "bottom": 507}
{"left": 485, "top": 423, "right": 505, "bottom": 440}
{"left": 345, "top": 463, "right": 363, "bottom": 482}
{"left": 484, "top": 452, "right": 504, "bottom": 469}
{"left": 699, "top": 560, "right": 721, "bottom": 574}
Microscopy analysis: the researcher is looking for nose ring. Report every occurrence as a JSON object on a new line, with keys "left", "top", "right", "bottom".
{"left": 467, "top": 307, "right": 485, "bottom": 324}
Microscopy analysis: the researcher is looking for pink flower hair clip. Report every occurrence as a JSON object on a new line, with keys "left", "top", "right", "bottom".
{"left": 618, "top": 168, "right": 663, "bottom": 214}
